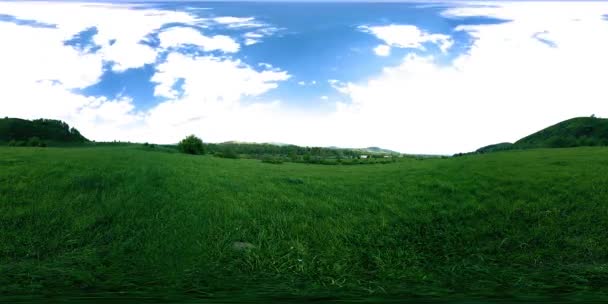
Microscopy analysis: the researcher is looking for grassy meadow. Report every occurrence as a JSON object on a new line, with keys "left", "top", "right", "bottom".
{"left": 1, "top": 146, "right": 608, "bottom": 302}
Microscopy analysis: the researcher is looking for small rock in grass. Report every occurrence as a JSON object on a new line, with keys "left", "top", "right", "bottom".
{"left": 232, "top": 241, "right": 256, "bottom": 251}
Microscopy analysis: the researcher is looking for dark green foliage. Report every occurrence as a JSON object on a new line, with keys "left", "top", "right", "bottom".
{"left": 218, "top": 148, "right": 239, "bottom": 159}
{"left": 2, "top": 145, "right": 608, "bottom": 301}
{"left": 261, "top": 156, "right": 284, "bottom": 164}
{"left": 205, "top": 142, "right": 393, "bottom": 160}
{"left": 26, "top": 136, "right": 41, "bottom": 147}
{"left": 473, "top": 116, "right": 608, "bottom": 154}
{"left": 516, "top": 116, "right": 608, "bottom": 148}
{"left": 0, "top": 117, "right": 87, "bottom": 145}
{"left": 177, "top": 135, "right": 204, "bottom": 155}
{"left": 203, "top": 142, "right": 400, "bottom": 165}
{"left": 6, "top": 136, "right": 46, "bottom": 147}
{"left": 476, "top": 142, "right": 515, "bottom": 153}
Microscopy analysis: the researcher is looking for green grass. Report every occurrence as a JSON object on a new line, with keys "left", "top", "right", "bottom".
{"left": 1, "top": 146, "right": 608, "bottom": 302}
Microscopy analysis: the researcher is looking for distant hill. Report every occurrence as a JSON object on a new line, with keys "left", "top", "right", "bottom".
{"left": 218, "top": 142, "right": 399, "bottom": 155}
{"left": 475, "top": 116, "right": 608, "bottom": 153}
{"left": 476, "top": 142, "right": 515, "bottom": 154}
{"left": 356, "top": 147, "right": 400, "bottom": 155}
{"left": 0, "top": 117, "right": 88, "bottom": 145}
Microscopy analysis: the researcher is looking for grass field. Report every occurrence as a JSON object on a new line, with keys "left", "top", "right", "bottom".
{"left": 1, "top": 146, "right": 608, "bottom": 302}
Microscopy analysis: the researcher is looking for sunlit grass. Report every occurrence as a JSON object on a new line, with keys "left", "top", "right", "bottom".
{"left": 1, "top": 146, "right": 607, "bottom": 302}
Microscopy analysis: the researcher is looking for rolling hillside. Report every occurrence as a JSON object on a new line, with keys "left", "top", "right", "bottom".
{"left": 0, "top": 117, "right": 88, "bottom": 145}
{"left": 476, "top": 116, "right": 608, "bottom": 153}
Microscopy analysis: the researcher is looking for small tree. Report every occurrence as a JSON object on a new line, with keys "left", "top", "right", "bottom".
{"left": 178, "top": 135, "right": 204, "bottom": 155}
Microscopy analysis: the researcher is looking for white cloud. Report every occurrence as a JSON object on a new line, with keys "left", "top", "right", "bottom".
{"left": 244, "top": 38, "right": 259, "bottom": 46}
{"left": 2, "top": 1, "right": 608, "bottom": 154}
{"left": 0, "top": 1, "right": 201, "bottom": 72}
{"left": 242, "top": 28, "right": 279, "bottom": 45}
{"left": 374, "top": 44, "right": 391, "bottom": 56}
{"left": 361, "top": 24, "right": 453, "bottom": 54}
{"left": 258, "top": 62, "right": 274, "bottom": 69}
{"left": 213, "top": 16, "right": 254, "bottom": 24}
{"left": 331, "top": 2, "right": 608, "bottom": 154}
{"left": 244, "top": 32, "right": 264, "bottom": 39}
{"left": 320, "top": 96, "right": 329, "bottom": 100}
{"left": 152, "top": 53, "right": 290, "bottom": 102}
{"left": 213, "top": 16, "right": 263, "bottom": 29}
{"left": 297, "top": 80, "right": 317, "bottom": 86}
{"left": 0, "top": 1, "right": 284, "bottom": 143}
{"left": 140, "top": 52, "right": 292, "bottom": 143}
{"left": 158, "top": 27, "right": 240, "bottom": 53}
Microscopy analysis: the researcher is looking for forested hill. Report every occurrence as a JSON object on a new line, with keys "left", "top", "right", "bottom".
{"left": 0, "top": 117, "right": 88, "bottom": 145}
{"left": 476, "top": 116, "right": 608, "bottom": 153}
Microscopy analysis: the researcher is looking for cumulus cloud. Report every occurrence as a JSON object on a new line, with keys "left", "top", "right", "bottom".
{"left": 244, "top": 38, "right": 259, "bottom": 46}
{"left": 242, "top": 27, "right": 279, "bottom": 46}
{"left": 361, "top": 24, "right": 453, "bottom": 55}
{"left": 152, "top": 53, "right": 290, "bottom": 102}
{"left": 373, "top": 44, "right": 391, "bottom": 56}
{"left": 337, "top": 1, "right": 608, "bottom": 154}
{"left": 0, "top": 2, "right": 201, "bottom": 72}
{"left": 213, "top": 16, "right": 264, "bottom": 29}
{"left": 213, "top": 16, "right": 254, "bottom": 25}
{"left": 0, "top": 1, "right": 286, "bottom": 143}
{"left": 158, "top": 27, "right": 240, "bottom": 53}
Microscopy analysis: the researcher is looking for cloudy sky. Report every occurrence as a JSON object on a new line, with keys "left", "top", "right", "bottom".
{"left": 1, "top": 1, "right": 607, "bottom": 154}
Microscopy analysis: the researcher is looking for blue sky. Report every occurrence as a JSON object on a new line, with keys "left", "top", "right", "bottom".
{"left": 69, "top": 2, "right": 502, "bottom": 110}
{"left": 1, "top": 1, "right": 607, "bottom": 154}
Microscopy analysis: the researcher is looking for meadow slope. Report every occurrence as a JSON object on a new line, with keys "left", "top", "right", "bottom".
{"left": 1, "top": 146, "right": 608, "bottom": 301}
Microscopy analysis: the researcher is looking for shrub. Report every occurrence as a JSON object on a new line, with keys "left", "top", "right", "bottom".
{"left": 221, "top": 149, "right": 239, "bottom": 159}
{"left": 27, "top": 137, "right": 41, "bottom": 147}
{"left": 7, "top": 140, "right": 16, "bottom": 146}
{"left": 320, "top": 159, "right": 337, "bottom": 165}
{"left": 178, "top": 135, "right": 204, "bottom": 155}
{"left": 261, "top": 156, "right": 283, "bottom": 164}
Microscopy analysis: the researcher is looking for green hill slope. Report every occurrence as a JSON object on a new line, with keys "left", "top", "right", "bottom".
{"left": 0, "top": 117, "right": 88, "bottom": 145}
{"left": 515, "top": 116, "right": 608, "bottom": 148}
{"left": 1, "top": 145, "right": 608, "bottom": 301}
{"left": 476, "top": 116, "right": 608, "bottom": 153}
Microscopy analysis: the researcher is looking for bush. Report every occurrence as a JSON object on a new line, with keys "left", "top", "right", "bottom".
{"left": 27, "top": 136, "right": 41, "bottom": 147}
{"left": 221, "top": 149, "right": 239, "bottom": 159}
{"left": 320, "top": 159, "right": 337, "bottom": 165}
{"left": 7, "top": 140, "right": 16, "bottom": 146}
{"left": 261, "top": 156, "right": 283, "bottom": 164}
{"left": 178, "top": 135, "right": 204, "bottom": 155}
